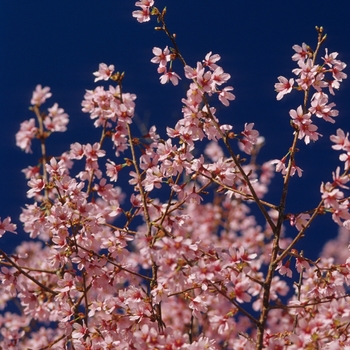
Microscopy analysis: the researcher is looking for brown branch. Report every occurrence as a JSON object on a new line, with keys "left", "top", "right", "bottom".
{"left": 0, "top": 249, "right": 58, "bottom": 295}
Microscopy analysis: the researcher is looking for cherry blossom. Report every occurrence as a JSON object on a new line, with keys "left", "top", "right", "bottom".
{"left": 211, "top": 66, "right": 231, "bottom": 87}
{"left": 321, "top": 181, "right": 344, "bottom": 209}
{"left": 27, "top": 177, "right": 45, "bottom": 198}
{"left": 44, "top": 103, "right": 69, "bottom": 132}
{"left": 15, "top": 118, "right": 38, "bottom": 153}
{"left": 274, "top": 76, "right": 294, "bottom": 100}
{"left": 218, "top": 86, "right": 235, "bottom": 106}
{"left": 93, "top": 63, "right": 115, "bottom": 82}
{"left": 289, "top": 106, "right": 322, "bottom": 145}
{"left": 3, "top": 9, "right": 350, "bottom": 350}
{"left": 202, "top": 51, "right": 221, "bottom": 70}
{"left": 277, "top": 259, "right": 293, "bottom": 278}
{"left": 270, "top": 158, "right": 303, "bottom": 177}
{"left": 159, "top": 69, "right": 181, "bottom": 85}
{"left": 132, "top": 5, "right": 152, "bottom": 23}
{"left": 292, "top": 42, "right": 309, "bottom": 62}
{"left": 238, "top": 123, "right": 260, "bottom": 154}
{"left": 330, "top": 128, "right": 350, "bottom": 151}
{"left": 291, "top": 213, "right": 310, "bottom": 231}
{"left": 309, "top": 91, "right": 339, "bottom": 123}
{"left": 72, "top": 321, "right": 88, "bottom": 340}
{"left": 0, "top": 217, "right": 17, "bottom": 237}
{"left": 151, "top": 46, "right": 170, "bottom": 68}
{"left": 30, "top": 84, "right": 52, "bottom": 106}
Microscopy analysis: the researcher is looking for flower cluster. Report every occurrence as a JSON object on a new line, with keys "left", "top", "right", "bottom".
{"left": 271, "top": 30, "right": 347, "bottom": 187}
{"left": 0, "top": 4, "right": 350, "bottom": 350}
{"left": 274, "top": 39, "right": 346, "bottom": 146}
{"left": 15, "top": 85, "right": 69, "bottom": 154}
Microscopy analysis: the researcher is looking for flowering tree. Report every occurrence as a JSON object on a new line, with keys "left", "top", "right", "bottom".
{"left": 1, "top": 1, "right": 350, "bottom": 349}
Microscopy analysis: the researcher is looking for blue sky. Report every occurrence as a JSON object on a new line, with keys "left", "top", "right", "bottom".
{"left": 1, "top": 1, "right": 350, "bottom": 256}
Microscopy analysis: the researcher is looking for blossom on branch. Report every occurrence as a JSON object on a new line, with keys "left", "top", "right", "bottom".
{"left": 0, "top": 217, "right": 17, "bottom": 237}
{"left": 4, "top": 7, "right": 350, "bottom": 350}
{"left": 274, "top": 76, "right": 294, "bottom": 100}
{"left": 15, "top": 118, "right": 38, "bottom": 153}
{"left": 132, "top": 4, "right": 152, "bottom": 23}
{"left": 93, "top": 63, "right": 115, "bottom": 82}
{"left": 159, "top": 69, "right": 181, "bottom": 85}
{"left": 30, "top": 84, "right": 52, "bottom": 106}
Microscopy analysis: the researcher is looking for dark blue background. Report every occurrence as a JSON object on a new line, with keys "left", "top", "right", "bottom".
{"left": 1, "top": 1, "right": 350, "bottom": 257}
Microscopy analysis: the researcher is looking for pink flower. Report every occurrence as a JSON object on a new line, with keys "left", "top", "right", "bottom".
{"left": 135, "top": 0, "right": 154, "bottom": 6}
{"left": 331, "top": 201, "right": 350, "bottom": 226}
{"left": 151, "top": 46, "right": 170, "bottom": 68}
{"left": 0, "top": 266, "right": 17, "bottom": 297}
{"left": 115, "top": 103, "right": 134, "bottom": 123}
{"left": 132, "top": 5, "right": 151, "bottom": 23}
{"left": 196, "top": 69, "right": 213, "bottom": 92}
{"left": 159, "top": 69, "right": 181, "bottom": 86}
{"left": 189, "top": 335, "right": 217, "bottom": 349}
{"left": 211, "top": 66, "right": 230, "bottom": 87}
{"left": 0, "top": 217, "right": 17, "bottom": 237}
{"left": 277, "top": 260, "right": 293, "bottom": 278}
{"left": 291, "top": 213, "right": 310, "bottom": 231}
{"left": 232, "top": 275, "right": 252, "bottom": 303}
{"left": 93, "top": 63, "right": 115, "bottom": 82}
{"left": 15, "top": 118, "right": 38, "bottom": 153}
{"left": 56, "top": 272, "right": 76, "bottom": 293}
{"left": 70, "top": 142, "right": 85, "bottom": 159}
{"left": 242, "top": 123, "right": 259, "bottom": 141}
{"left": 239, "top": 123, "right": 259, "bottom": 154}
{"left": 322, "top": 49, "right": 340, "bottom": 67}
{"left": 106, "top": 159, "right": 124, "bottom": 182}
{"left": 289, "top": 105, "right": 311, "bottom": 128}
{"left": 141, "top": 166, "right": 163, "bottom": 191}
{"left": 292, "top": 43, "right": 309, "bottom": 62}
{"left": 312, "top": 72, "right": 328, "bottom": 92}
{"left": 238, "top": 138, "right": 254, "bottom": 155}
{"left": 270, "top": 158, "right": 287, "bottom": 174}
{"left": 72, "top": 321, "right": 88, "bottom": 339}
{"left": 27, "top": 177, "right": 45, "bottom": 198}
{"left": 204, "top": 141, "right": 224, "bottom": 161}
{"left": 209, "top": 313, "right": 230, "bottom": 335}
{"left": 290, "top": 162, "right": 303, "bottom": 177}
{"left": 339, "top": 152, "right": 350, "bottom": 170}
{"left": 332, "top": 166, "right": 350, "bottom": 189}
{"left": 134, "top": 324, "right": 159, "bottom": 344}
{"left": 83, "top": 142, "right": 106, "bottom": 161}
{"left": 30, "top": 84, "right": 52, "bottom": 106}
{"left": 21, "top": 165, "right": 40, "bottom": 179}
{"left": 289, "top": 106, "right": 321, "bottom": 144}
{"left": 218, "top": 86, "right": 235, "bottom": 106}
{"left": 330, "top": 128, "right": 350, "bottom": 151}
{"left": 331, "top": 61, "right": 347, "bottom": 82}
{"left": 44, "top": 103, "right": 69, "bottom": 132}
{"left": 184, "top": 62, "right": 204, "bottom": 80}
{"left": 270, "top": 158, "right": 303, "bottom": 177}
{"left": 309, "top": 92, "right": 338, "bottom": 123}
{"left": 202, "top": 51, "right": 221, "bottom": 70}
{"left": 274, "top": 76, "right": 294, "bottom": 100}
{"left": 45, "top": 157, "right": 66, "bottom": 177}
{"left": 293, "top": 59, "right": 318, "bottom": 90}
{"left": 298, "top": 120, "right": 321, "bottom": 144}
{"left": 321, "top": 182, "right": 344, "bottom": 209}
{"left": 295, "top": 256, "right": 310, "bottom": 273}
{"left": 105, "top": 199, "right": 122, "bottom": 217}
{"left": 189, "top": 294, "right": 209, "bottom": 318}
